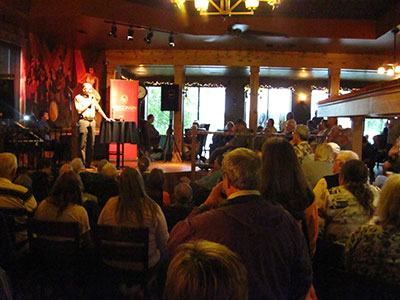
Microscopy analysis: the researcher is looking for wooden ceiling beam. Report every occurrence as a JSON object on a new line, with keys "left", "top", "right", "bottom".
{"left": 106, "top": 49, "right": 391, "bottom": 70}
{"left": 376, "top": 1, "right": 400, "bottom": 38}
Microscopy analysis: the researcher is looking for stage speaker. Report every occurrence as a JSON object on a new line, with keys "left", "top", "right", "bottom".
{"left": 0, "top": 78, "right": 14, "bottom": 119}
{"left": 161, "top": 85, "right": 180, "bottom": 111}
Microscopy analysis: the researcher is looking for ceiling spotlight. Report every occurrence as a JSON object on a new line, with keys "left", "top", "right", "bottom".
{"left": 108, "top": 23, "right": 117, "bottom": 37}
{"left": 127, "top": 27, "right": 134, "bottom": 41}
{"left": 169, "top": 34, "right": 175, "bottom": 47}
{"left": 144, "top": 31, "right": 153, "bottom": 44}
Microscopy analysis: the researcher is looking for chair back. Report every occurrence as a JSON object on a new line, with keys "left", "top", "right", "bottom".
{"left": 0, "top": 207, "right": 31, "bottom": 247}
{"left": 95, "top": 225, "right": 149, "bottom": 270}
{"left": 27, "top": 219, "right": 81, "bottom": 261}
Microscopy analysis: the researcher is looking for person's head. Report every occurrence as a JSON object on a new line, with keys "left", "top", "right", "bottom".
{"left": 147, "top": 168, "right": 166, "bottom": 190}
{"left": 225, "top": 121, "right": 234, "bottom": 131}
{"left": 88, "top": 67, "right": 94, "bottom": 74}
{"left": 260, "top": 138, "right": 314, "bottom": 214}
{"left": 333, "top": 150, "right": 359, "bottom": 174}
{"left": 373, "top": 175, "right": 388, "bottom": 189}
{"left": 267, "top": 118, "right": 275, "bottom": 128}
{"left": 118, "top": 167, "right": 156, "bottom": 224}
{"left": 286, "top": 112, "right": 294, "bottom": 120}
{"left": 378, "top": 174, "right": 400, "bottom": 228}
{"left": 234, "top": 119, "right": 246, "bottom": 131}
{"left": 213, "top": 154, "right": 224, "bottom": 170}
{"left": 101, "top": 163, "right": 117, "bottom": 179}
{"left": 307, "top": 120, "right": 314, "bottom": 128}
{"left": 164, "top": 240, "right": 248, "bottom": 300}
{"left": 14, "top": 173, "right": 32, "bottom": 191}
{"left": 59, "top": 163, "right": 73, "bottom": 175}
{"left": 339, "top": 159, "right": 374, "bottom": 217}
{"left": 82, "top": 83, "right": 93, "bottom": 95}
{"left": 37, "top": 158, "right": 53, "bottom": 174}
{"left": 318, "top": 119, "right": 328, "bottom": 130}
{"left": 192, "top": 121, "right": 200, "bottom": 129}
{"left": 327, "top": 142, "right": 341, "bottom": 159}
{"left": 286, "top": 119, "right": 297, "bottom": 133}
{"left": 50, "top": 171, "right": 82, "bottom": 216}
{"left": 71, "top": 158, "right": 85, "bottom": 174}
{"left": 147, "top": 114, "right": 154, "bottom": 123}
{"left": 97, "top": 159, "right": 109, "bottom": 173}
{"left": 293, "top": 125, "right": 309, "bottom": 143}
{"left": 0, "top": 153, "right": 18, "bottom": 181}
{"left": 221, "top": 148, "right": 260, "bottom": 195}
{"left": 138, "top": 156, "right": 151, "bottom": 173}
{"left": 314, "top": 143, "right": 334, "bottom": 163}
{"left": 173, "top": 183, "right": 193, "bottom": 205}
{"left": 327, "top": 117, "right": 338, "bottom": 128}
{"left": 39, "top": 110, "right": 49, "bottom": 121}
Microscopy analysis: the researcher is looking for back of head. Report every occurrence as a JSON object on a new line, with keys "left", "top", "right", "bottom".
{"left": 315, "top": 143, "right": 334, "bottom": 162}
{"left": 340, "top": 159, "right": 368, "bottom": 185}
{"left": 147, "top": 168, "right": 165, "bottom": 189}
{"left": 50, "top": 171, "right": 82, "bottom": 215}
{"left": 295, "top": 124, "right": 309, "bottom": 141}
{"left": 260, "top": 138, "right": 313, "bottom": 213}
{"left": 59, "top": 163, "right": 73, "bottom": 176}
{"left": 97, "top": 159, "right": 109, "bottom": 173}
{"left": 37, "top": 158, "right": 53, "bottom": 171}
{"left": 71, "top": 158, "right": 85, "bottom": 174}
{"left": 102, "top": 163, "right": 117, "bottom": 179}
{"left": 164, "top": 240, "right": 248, "bottom": 300}
{"left": 138, "top": 156, "right": 151, "bottom": 173}
{"left": 0, "top": 152, "right": 17, "bottom": 179}
{"left": 335, "top": 150, "right": 359, "bottom": 172}
{"left": 378, "top": 174, "right": 400, "bottom": 228}
{"left": 173, "top": 183, "right": 193, "bottom": 205}
{"left": 222, "top": 148, "right": 260, "bottom": 190}
{"left": 327, "top": 142, "right": 341, "bottom": 157}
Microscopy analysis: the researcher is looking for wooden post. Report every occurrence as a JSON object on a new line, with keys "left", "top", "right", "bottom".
{"left": 329, "top": 68, "right": 341, "bottom": 98}
{"left": 191, "top": 125, "right": 197, "bottom": 180}
{"left": 249, "top": 66, "right": 260, "bottom": 131}
{"left": 174, "top": 65, "right": 185, "bottom": 154}
{"left": 351, "top": 116, "right": 364, "bottom": 159}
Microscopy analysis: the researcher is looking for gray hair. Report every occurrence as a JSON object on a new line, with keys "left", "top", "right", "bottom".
{"left": 0, "top": 153, "right": 17, "bottom": 178}
{"left": 314, "top": 143, "right": 334, "bottom": 163}
{"left": 173, "top": 183, "right": 193, "bottom": 204}
{"left": 295, "top": 125, "right": 309, "bottom": 141}
{"left": 71, "top": 158, "right": 85, "bottom": 174}
{"left": 221, "top": 148, "right": 261, "bottom": 190}
{"left": 336, "top": 150, "right": 359, "bottom": 163}
{"left": 102, "top": 163, "right": 117, "bottom": 178}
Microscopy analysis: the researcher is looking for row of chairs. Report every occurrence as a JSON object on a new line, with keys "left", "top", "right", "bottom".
{"left": 0, "top": 208, "right": 157, "bottom": 300}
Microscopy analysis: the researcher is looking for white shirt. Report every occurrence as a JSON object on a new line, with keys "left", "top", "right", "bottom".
{"left": 74, "top": 93, "right": 98, "bottom": 120}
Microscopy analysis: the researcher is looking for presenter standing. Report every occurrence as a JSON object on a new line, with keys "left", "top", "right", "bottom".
{"left": 75, "top": 83, "right": 112, "bottom": 168}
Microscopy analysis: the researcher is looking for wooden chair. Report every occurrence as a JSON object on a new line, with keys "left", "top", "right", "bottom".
{"left": 94, "top": 225, "right": 157, "bottom": 299}
{"left": 0, "top": 207, "right": 32, "bottom": 251}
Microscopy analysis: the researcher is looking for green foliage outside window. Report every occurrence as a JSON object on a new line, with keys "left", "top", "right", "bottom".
{"left": 146, "top": 87, "right": 170, "bottom": 135}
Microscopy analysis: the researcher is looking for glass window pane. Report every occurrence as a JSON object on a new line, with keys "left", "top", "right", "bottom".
{"left": 338, "top": 117, "right": 352, "bottom": 129}
{"left": 364, "top": 118, "right": 388, "bottom": 143}
{"left": 146, "top": 86, "right": 170, "bottom": 135}
{"left": 184, "top": 87, "right": 199, "bottom": 129}
{"left": 268, "top": 88, "right": 292, "bottom": 131}
{"left": 311, "top": 89, "right": 329, "bottom": 117}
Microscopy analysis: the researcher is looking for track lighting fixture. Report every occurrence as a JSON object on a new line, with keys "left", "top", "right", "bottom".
{"left": 127, "top": 27, "right": 134, "bottom": 41}
{"left": 108, "top": 23, "right": 117, "bottom": 37}
{"left": 144, "top": 31, "right": 153, "bottom": 44}
{"left": 169, "top": 34, "right": 175, "bottom": 47}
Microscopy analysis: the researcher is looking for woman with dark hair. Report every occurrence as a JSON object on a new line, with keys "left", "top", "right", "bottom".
{"left": 34, "top": 171, "right": 90, "bottom": 242}
{"left": 260, "top": 138, "right": 317, "bottom": 254}
{"left": 98, "top": 167, "right": 169, "bottom": 268}
{"left": 145, "top": 168, "right": 170, "bottom": 207}
{"left": 323, "top": 159, "right": 375, "bottom": 243}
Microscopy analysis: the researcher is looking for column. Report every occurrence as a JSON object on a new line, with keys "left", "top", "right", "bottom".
{"left": 249, "top": 66, "right": 260, "bottom": 131}
{"left": 328, "top": 68, "right": 341, "bottom": 98}
{"left": 174, "top": 65, "right": 185, "bottom": 154}
{"left": 351, "top": 116, "right": 364, "bottom": 159}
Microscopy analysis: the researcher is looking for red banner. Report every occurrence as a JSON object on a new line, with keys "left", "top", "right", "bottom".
{"left": 110, "top": 79, "right": 139, "bottom": 159}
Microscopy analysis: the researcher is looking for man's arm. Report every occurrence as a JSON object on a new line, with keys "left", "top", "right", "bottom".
{"left": 95, "top": 101, "right": 111, "bottom": 121}
{"left": 74, "top": 96, "right": 92, "bottom": 115}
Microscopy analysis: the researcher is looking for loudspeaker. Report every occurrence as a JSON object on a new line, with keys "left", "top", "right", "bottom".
{"left": 161, "top": 85, "right": 179, "bottom": 111}
{"left": 0, "top": 79, "right": 14, "bottom": 119}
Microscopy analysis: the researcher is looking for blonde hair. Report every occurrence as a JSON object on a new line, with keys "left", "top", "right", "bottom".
{"left": 0, "top": 152, "right": 17, "bottom": 178}
{"left": 71, "top": 158, "right": 85, "bottom": 174}
{"left": 102, "top": 163, "right": 117, "bottom": 178}
{"left": 315, "top": 143, "right": 334, "bottom": 163}
{"left": 164, "top": 240, "right": 248, "bottom": 300}
{"left": 378, "top": 174, "right": 400, "bottom": 228}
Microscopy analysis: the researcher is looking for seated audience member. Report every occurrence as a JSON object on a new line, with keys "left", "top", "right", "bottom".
{"left": 164, "top": 240, "right": 248, "bottom": 300}
{"left": 264, "top": 118, "right": 277, "bottom": 134}
{"left": 146, "top": 168, "right": 170, "bottom": 207}
{"left": 313, "top": 150, "right": 359, "bottom": 212}
{"left": 138, "top": 155, "right": 151, "bottom": 182}
{"left": 59, "top": 163, "right": 73, "bottom": 175}
{"left": 71, "top": 157, "right": 85, "bottom": 174}
{"left": 98, "top": 167, "right": 169, "bottom": 269}
{"left": 302, "top": 143, "right": 334, "bottom": 188}
{"left": 373, "top": 175, "right": 387, "bottom": 189}
{"left": 321, "top": 160, "right": 375, "bottom": 244}
{"left": 383, "top": 135, "right": 400, "bottom": 176}
{"left": 362, "top": 136, "right": 377, "bottom": 182}
{"left": 13, "top": 167, "right": 33, "bottom": 191}
{"left": 307, "top": 120, "right": 316, "bottom": 133}
{"left": 97, "top": 159, "right": 109, "bottom": 173}
{"left": 228, "top": 119, "right": 251, "bottom": 149}
{"left": 345, "top": 174, "right": 400, "bottom": 285}
{"left": 168, "top": 148, "right": 312, "bottom": 300}
{"left": 0, "top": 152, "right": 37, "bottom": 217}
{"left": 34, "top": 171, "right": 91, "bottom": 245}
{"left": 291, "top": 125, "right": 313, "bottom": 163}
{"left": 30, "top": 158, "right": 54, "bottom": 203}
{"left": 163, "top": 183, "right": 193, "bottom": 231}
{"left": 281, "top": 112, "right": 296, "bottom": 133}
{"left": 261, "top": 138, "right": 318, "bottom": 257}
{"left": 97, "top": 163, "right": 119, "bottom": 208}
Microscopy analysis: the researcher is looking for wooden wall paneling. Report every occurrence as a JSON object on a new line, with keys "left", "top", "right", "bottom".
{"left": 329, "top": 68, "right": 341, "bottom": 98}
{"left": 249, "top": 66, "right": 260, "bottom": 131}
{"left": 174, "top": 65, "right": 185, "bottom": 154}
{"left": 351, "top": 116, "right": 364, "bottom": 159}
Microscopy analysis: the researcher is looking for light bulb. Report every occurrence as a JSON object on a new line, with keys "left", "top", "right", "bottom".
{"left": 194, "top": 0, "right": 209, "bottom": 11}
{"left": 395, "top": 65, "right": 400, "bottom": 73}
{"left": 377, "top": 67, "right": 386, "bottom": 74}
{"left": 245, "top": 0, "right": 259, "bottom": 10}
{"left": 387, "top": 68, "right": 395, "bottom": 76}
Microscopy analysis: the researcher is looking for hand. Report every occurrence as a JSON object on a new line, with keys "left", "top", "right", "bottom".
{"left": 203, "top": 182, "right": 225, "bottom": 209}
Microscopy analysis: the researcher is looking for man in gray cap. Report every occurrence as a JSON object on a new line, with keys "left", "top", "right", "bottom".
{"left": 291, "top": 124, "right": 313, "bottom": 163}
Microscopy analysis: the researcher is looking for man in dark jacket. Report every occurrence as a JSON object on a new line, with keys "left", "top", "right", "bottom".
{"left": 168, "top": 148, "right": 312, "bottom": 300}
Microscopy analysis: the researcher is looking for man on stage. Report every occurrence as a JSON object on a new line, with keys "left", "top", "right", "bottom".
{"left": 75, "top": 83, "right": 112, "bottom": 168}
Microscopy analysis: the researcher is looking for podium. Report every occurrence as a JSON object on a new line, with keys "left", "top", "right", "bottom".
{"left": 99, "top": 121, "right": 139, "bottom": 169}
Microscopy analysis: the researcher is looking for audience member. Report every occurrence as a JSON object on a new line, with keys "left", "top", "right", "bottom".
{"left": 164, "top": 240, "right": 248, "bottom": 300}
{"left": 138, "top": 155, "right": 151, "bottom": 182}
{"left": 13, "top": 166, "right": 33, "bottom": 191}
{"left": 97, "top": 163, "right": 119, "bottom": 208}
{"left": 30, "top": 158, "right": 54, "bottom": 203}
{"left": 345, "top": 174, "right": 400, "bottom": 285}
{"left": 163, "top": 183, "right": 193, "bottom": 231}
{"left": 71, "top": 157, "right": 85, "bottom": 174}
{"left": 96, "top": 159, "right": 109, "bottom": 173}
{"left": 264, "top": 118, "right": 277, "bottom": 134}
{"left": 321, "top": 160, "right": 375, "bottom": 244}
{"left": 146, "top": 168, "right": 170, "bottom": 207}
{"left": 98, "top": 167, "right": 169, "bottom": 269}
{"left": 291, "top": 125, "right": 313, "bottom": 163}
{"left": 281, "top": 112, "right": 296, "bottom": 133}
{"left": 59, "top": 163, "right": 73, "bottom": 175}
{"left": 34, "top": 171, "right": 91, "bottom": 246}
{"left": 168, "top": 148, "right": 312, "bottom": 300}
{"left": 302, "top": 143, "right": 334, "bottom": 188}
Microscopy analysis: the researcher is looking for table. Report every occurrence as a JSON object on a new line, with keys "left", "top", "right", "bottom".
{"left": 99, "top": 121, "right": 139, "bottom": 169}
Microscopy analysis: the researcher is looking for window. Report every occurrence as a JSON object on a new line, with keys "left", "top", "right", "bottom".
{"left": 364, "top": 118, "right": 387, "bottom": 143}
{"left": 245, "top": 88, "right": 292, "bottom": 130}
{"left": 145, "top": 86, "right": 170, "bottom": 135}
{"left": 310, "top": 89, "right": 329, "bottom": 118}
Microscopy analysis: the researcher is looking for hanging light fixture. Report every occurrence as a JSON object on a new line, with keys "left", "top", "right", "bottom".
{"left": 169, "top": 33, "right": 176, "bottom": 47}
{"left": 108, "top": 23, "right": 117, "bottom": 37}
{"left": 127, "top": 27, "right": 134, "bottom": 41}
{"left": 171, "top": 0, "right": 281, "bottom": 16}
{"left": 144, "top": 31, "right": 153, "bottom": 44}
{"left": 377, "top": 28, "right": 400, "bottom": 76}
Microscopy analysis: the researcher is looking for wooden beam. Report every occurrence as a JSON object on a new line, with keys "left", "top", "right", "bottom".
{"left": 106, "top": 49, "right": 390, "bottom": 70}
{"left": 351, "top": 116, "right": 364, "bottom": 159}
{"left": 249, "top": 66, "right": 260, "bottom": 131}
{"left": 329, "top": 68, "right": 341, "bottom": 98}
{"left": 174, "top": 65, "right": 185, "bottom": 155}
